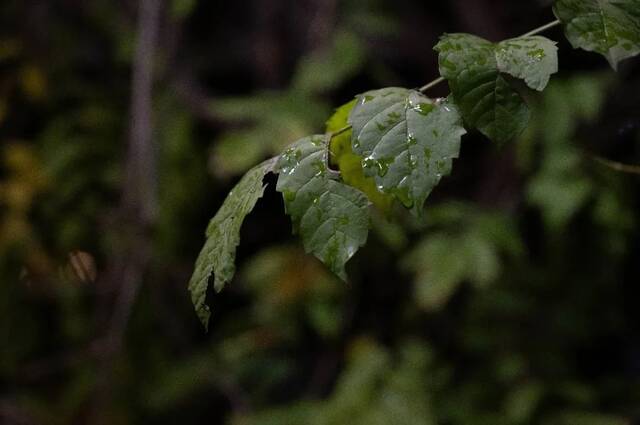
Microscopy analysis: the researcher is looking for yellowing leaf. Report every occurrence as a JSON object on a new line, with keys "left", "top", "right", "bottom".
{"left": 327, "top": 100, "right": 394, "bottom": 213}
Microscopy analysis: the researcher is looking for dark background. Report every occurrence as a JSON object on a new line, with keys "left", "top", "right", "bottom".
{"left": 2, "top": 0, "right": 640, "bottom": 424}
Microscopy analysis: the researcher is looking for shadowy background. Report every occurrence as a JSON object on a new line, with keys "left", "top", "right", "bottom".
{"left": 2, "top": 0, "right": 640, "bottom": 424}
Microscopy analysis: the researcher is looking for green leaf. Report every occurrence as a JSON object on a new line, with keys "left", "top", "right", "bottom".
{"left": 188, "top": 158, "right": 277, "bottom": 330}
{"left": 276, "top": 135, "right": 370, "bottom": 280}
{"left": 435, "top": 33, "right": 558, "bottom": 143}
{"left": 348, "top": 88, "right": 465, "bottom": 215}
{"left": 496, "top": 36, "right": 559, "bottom": 91}
{"left": 553, "top": 0, "right": 640, "bottom": 69}
{"left": 327, "top": 100, "right": 394, "bottom": 213}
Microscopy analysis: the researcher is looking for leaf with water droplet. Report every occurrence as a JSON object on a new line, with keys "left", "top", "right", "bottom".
{"left": 349, "top": 87, "right": 466, "bottom": 216}
{"left": 188, "top": 157, "right": 278, "bottom": 330}
{"left": 276, "top": 135, "right": 370, "bottom": 280}
{"left": 553, "top": 0, "right": 640, "bottom": 69}
{"left": 496, "top": 36, "right": 558, "bottom": 91}
{"left": 435, "top": 33, "right": 559, "bottom": 143}
{"left": 326, "top": 100, "right": 394, "bottom": 213}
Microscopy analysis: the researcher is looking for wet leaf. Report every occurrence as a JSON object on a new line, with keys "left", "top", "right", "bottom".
{"left": 553, "top": 0, "right": 640, "bottom": 69}
{"left": 496, "top": 36, "right": 559, "bottom": 91}
{"left": 276, "top": 135, "right": 370, "bottom": 280}
{"left": 435, "top": 34, "right": 558, "bottom": 143}
{"left": 348, "top": 88, "right": 465, "bottom": 215}
{"left": 327, "top": 100, "right": 394, "bottom": 213}
{"left": 188, "top": 158, "right": 277, "bottom": 330}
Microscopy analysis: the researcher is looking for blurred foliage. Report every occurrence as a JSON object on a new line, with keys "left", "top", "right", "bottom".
{"left": 2, "top": 0, "right": 640, "bottom": 424}
{"left": 403, "top": 202, "right": 523, "bottom": 311}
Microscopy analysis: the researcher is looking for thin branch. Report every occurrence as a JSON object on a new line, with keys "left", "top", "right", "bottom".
{"left": 324, "top": 19, "right": 564, "bottom": 176}
{"left": 331, "top": 125, "right": 352, "bottom": 138}
{"left": 123, "top": 0, "right": 162, "bottom": 223}
{"left": 419, "top": 76, "right": 446, "bottom": 93}
{"left": 521, "top": 19, "right": 562, "bottom": 37}
{"left": 89, "top": 1, "right": 162, "bottom": 422}
{"left": 112, "top": 0, "right": 162, "bottom": 342}
{"left": 591, "top": 154, "right": 640, "bottom": 175}
{"left": 415, "top": 19, "right": 561, "bottom": 94}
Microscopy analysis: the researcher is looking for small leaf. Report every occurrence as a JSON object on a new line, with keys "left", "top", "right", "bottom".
{"left": 276, "top": 135, "right": 370, "bottom": 280}
{"left": 349, "top": 87, "right": 465, "bottom": 215}
{"left": 327, "top": 100, "right": 394, "bottom": 213}
{"left": 553, "top": 0, "right": 640, "bottom": 69}
{"left": 435, "top": 33, "right": 558, "bottom": 143}
{"left": 188, "top": 158, "right": 277, "bottom": 330}
{"left": 496, "top": 36, "right": 559, "bottom": 91}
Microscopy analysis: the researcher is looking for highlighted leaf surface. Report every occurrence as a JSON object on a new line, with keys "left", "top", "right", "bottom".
{"left": 276, "top": 135, "right": 370, "bottom": 280}
{"left": 435, "top": 34, "right": 558, "bottom": 143}
{"left": 349, "top": 88, "right": 466, "bottom": 215}
{"left": 188, "top": 158, "right": 276, "bottom": 330}
{"left": 553, "top": 0, "right": 640, "bottom": 69}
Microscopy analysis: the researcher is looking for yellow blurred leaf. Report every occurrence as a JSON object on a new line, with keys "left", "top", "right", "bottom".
{"left": 0, "top": 39, "right": 21, "bottom": 62}
{"left": 0, "top": 98, "right": 7, "bottom": 125}
{"left": 20, "top": 65, "right": 47, "bottom": 101}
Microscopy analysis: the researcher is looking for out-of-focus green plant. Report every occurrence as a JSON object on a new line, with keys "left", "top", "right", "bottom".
{"left": 403, "top": 202, "right": 523, "bottom": 311}
{"left": 3, "top": 1, "right": 640, "bottom": 424}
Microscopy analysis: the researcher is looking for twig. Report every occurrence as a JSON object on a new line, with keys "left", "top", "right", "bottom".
{"left": 123, "top": 0, "right": 161, "bottom": 223}
{"left": 111, "top": 0, "right": 161, "bottom": 353}
{"left": 89, "top": 0, "right": 162, "bottom": 422}
{"left": 419, "top": 76, "right": 446, "bottom": 93}
{"left": 521, "top": 19, "right": 562, "bottom": 37}
{"left": 591, "top": 154, "right": 640, "bottom": 175}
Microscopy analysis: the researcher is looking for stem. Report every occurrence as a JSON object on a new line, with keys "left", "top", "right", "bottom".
{"left": 414, "top": 20, "right": 561, "bottom": 95}
{"left": 324, "top": 18, "right": 564, "bottom": 167}
{"left": 419, "top": 76, "right": 446, "bottom": 93}
{"left": 591, "top": 155, "right": 640, "bottom": 175}
{"left": 521, "top": 19, "right": 561, "bottom": 37}
{"left": 331, "top": 125, "right": 352, "bottom": 138}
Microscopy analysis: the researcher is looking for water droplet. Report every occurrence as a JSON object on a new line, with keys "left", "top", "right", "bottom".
{"left": 413, "top": 102, "right": 434, "bottom": 116}
{"left": 394, "top": 179, "right": 413, "bottom": 208}
{"left": 409, "top": 154, "right": 418, "bottom": 168}
{"left": 363, "top": 156, "right": 376, "bottom": 169}
{"left": 377, "top": 157, "right": 392, "bottom": 177}
{"left": 527, "top": 48, "right": 545, "bottom": 60}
